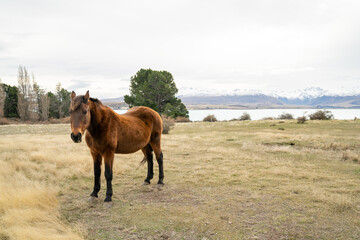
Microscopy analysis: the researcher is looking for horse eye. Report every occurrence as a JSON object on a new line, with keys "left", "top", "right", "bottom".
{"left": 83, "top": 110, "right": 88, "bottom": 114}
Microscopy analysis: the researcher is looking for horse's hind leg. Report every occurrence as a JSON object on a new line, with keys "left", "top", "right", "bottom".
{"left": 156, "top": 151, "right": 164, "bottom": 185}
{"left": 150, "top": 142, "right": 164, "bottom": 185}
{"left": 142, "top": 144, "right": 154, "bottom": 184}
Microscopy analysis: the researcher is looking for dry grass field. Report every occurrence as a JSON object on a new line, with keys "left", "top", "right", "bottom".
{"left": 0, "top": 120, "right": 360, "bottom": 239}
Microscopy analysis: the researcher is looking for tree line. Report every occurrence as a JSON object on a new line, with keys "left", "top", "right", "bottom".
{"left": 0, "top": 67, "right": 189, "bottom": 122}
{"left": 0, "top": 66, "right": 71, "bottom": 121}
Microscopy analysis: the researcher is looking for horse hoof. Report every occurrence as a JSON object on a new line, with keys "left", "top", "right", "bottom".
{"left": 87, "top": 196, "right": 98, "bottom": 202}
{"left": 143, "top": 181, "right": 150, "bottom": 185}
{"left": 103, "top": 202, "right": 112, "bottom": 208}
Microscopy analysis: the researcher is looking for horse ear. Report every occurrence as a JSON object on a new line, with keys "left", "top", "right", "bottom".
{"left": 83, "top": 90, "right": 89, "bottom": 103}
{"left": 71, "top": 91, "right": 76, "bottom": 100}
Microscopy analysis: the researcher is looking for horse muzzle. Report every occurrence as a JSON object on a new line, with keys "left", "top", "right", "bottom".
{"left": 71, "top": 132, "right": 82, "bottom": 143}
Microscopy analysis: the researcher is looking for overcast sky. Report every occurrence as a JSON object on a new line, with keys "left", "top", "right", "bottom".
{"left": 1, "top": 0, "right": 360, "bottom": 98}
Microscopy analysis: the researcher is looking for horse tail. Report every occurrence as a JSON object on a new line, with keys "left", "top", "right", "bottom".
{"left": 138, "top": 144, "right": 153, "bottom": 168}
{"left": 138, "top": 158, "right": 147, "bottom": 168}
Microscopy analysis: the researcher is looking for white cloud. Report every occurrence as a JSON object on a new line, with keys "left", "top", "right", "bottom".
{"left": 0, "top": 0, "right": 360, "bottom": 98}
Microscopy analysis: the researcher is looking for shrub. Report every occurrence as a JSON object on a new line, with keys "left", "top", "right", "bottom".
{"left": 162, "top": 116, "right": 175, "bottom": 134}
{"left": 0, "top": 118, "right": 10, "bottom": 125}
{"left": 49, "top": 118, "right": 61, "bottom": 124}
{"left": 297, "top": 116, "right": 307, "bottom": 124}
{"left": 49, "top": 117, "right": 71, "bottom": 124}
{"left": 60, "top": 116, "right": 71, "bottom": 124}
{"left": 175, "top": 116, "right": 192, "bottom": 123}
{"left": 278, "top": 112, "right": 294, "bottom": 120}
{"left": 239, "top": 112, "right": 251, "bottom": 121}
{"left": 309, "top": 110, "right": 334, "bottom": 120}
{"left": 203, "top": 114, "right": 217, "bottom": 122}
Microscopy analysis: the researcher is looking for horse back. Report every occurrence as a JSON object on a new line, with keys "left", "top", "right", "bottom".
{"left": 123, "top": 106, "right": 162, "bottom": 134}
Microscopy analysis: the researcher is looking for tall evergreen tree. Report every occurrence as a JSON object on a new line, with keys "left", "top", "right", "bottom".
{"left": 56, "top": 83, "right": 71, "bottom": 118}
{"left": 48, "top": 83, "right": 71, "bottom": 119}
{"left": 124, "top": 69, "right": 188, "bottom": 118}
{"left": 48, "top": 91, "right": 59, "bottom": 118}
{"left": 3, "top": 84, "right": 19, "bottom": 118}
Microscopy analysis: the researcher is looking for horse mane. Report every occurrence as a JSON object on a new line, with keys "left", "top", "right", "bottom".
{"left": 89, "top": 97, "right": 100, "bottom": 103}
{"left": 89, "top": 97, "right": 105, "bottom": 108}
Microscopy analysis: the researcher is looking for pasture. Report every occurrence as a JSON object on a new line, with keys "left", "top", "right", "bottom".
{"left": 0, "top": 120, "right": 359, "bottom": 239}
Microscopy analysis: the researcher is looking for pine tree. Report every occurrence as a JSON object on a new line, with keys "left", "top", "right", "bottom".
{"left": 124, "top": 69, "right": 188, "bottom": 118}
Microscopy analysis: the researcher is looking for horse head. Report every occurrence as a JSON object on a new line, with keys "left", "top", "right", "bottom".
{"left": 70, "top": 90, "right": 91, "bottom": 143}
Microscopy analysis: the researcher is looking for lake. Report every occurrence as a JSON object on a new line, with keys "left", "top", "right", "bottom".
{"left": 115, "top": 109, "right": 360, "bottom": 121}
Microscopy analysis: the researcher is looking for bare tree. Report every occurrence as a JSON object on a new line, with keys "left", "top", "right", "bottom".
{"left": 17, "top": 66, "right": 31, "bottom": 121}
{"left": 17, "top": 66, "right": 41, "bottom": 121}
{"left": 28, "top": 75, "right": 40, "bottom": 121}
{"left": 0, "top": 79, "right": 5, "bottom": 118}
{"left": 40, "top": 92, "right": 49, "bottom": 121}
{"left": 56, "top": 82, "right": 64, "bottom": 118}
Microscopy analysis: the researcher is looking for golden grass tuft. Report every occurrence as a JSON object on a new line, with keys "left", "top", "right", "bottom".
{"left": 0, "top": 125, "right": 84, "bottom": 240}
{"left": 342, "top": 151, "right": 360, "bottom": 163}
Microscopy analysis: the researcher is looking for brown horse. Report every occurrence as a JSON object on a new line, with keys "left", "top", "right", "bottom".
{"left": 70, "top": 91, "right": 164, "bottom": 202}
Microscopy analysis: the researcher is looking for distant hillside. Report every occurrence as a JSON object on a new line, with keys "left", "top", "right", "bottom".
{"left": 179, "top": 94, "right": 360, "bottom": 109}
{"left": 180, "top": 94, "right": 283, "bottom": 107}
{"left": 101, "top": 97, "right": 124, "bottom": 103}
{"left": 101, "top": 97, "right": 128, "bottom": 109}
{"left": 275, "top": 95, "right": 360, "bottom": 108}
{"left": 101, "top": 93, "right": 360, "bottom": 110}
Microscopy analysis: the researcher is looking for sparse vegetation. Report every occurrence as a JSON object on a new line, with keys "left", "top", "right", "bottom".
{"left": 0, "top": 118, "right": 10, "bottom": 125}
{"left": 240, "top": 112, "right": 251, "bottom": 121}
{"left": 161, "top": 115, "right": 175, "bottom": 134}
{"left": 342, "top": 151, "right": 359, "bottom": 163}
{"left": 309, "top": 109, "right": 334, "bottom": 120}
{"left": 1, "top": 121, "right": 360, "bottom": 239}
{"left": 278, "top": 112, "right": 294, "bottom": 119}
{"left": 203, "top": 114, "right": 217, "bottom": 122}
{"left": 174, "top": 116, "right": 191, "bottom": 123}
{"left": 297, "top": 116, "right": 307, "bottom": 124}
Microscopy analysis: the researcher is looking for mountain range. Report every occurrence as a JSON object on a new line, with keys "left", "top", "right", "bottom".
{"left": 101, "top": 87, "right": 360, "bottom": 109}
{"left": 177, "top": 87, "right": 360, "bottom": 109}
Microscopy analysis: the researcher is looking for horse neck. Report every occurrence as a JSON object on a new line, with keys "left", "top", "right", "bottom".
{"left": 88, "top": 100, "right": 106, "bottom": 134}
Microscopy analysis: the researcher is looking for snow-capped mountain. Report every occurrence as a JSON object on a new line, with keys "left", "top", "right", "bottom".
{"left": 177, "top": 87, "right": 265, "bottom": 97}
{"left": 101, "top": 87, "right": 360, "bottom": 109}
{"left": 177, "top": 86, "right": 360, "bottom": 108}
{"left": 271, "top": 87, "right": 327, "bottom": 99}
{"left": 178, "top": 86, "right": 360, "bottom": 99}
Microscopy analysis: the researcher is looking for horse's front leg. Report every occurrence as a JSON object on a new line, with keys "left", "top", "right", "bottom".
{"left": 103, "top": 151, "right": 114, "bottom": 202}
{"left": 90, "top": 151, "right": 102, "bottom": 198}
